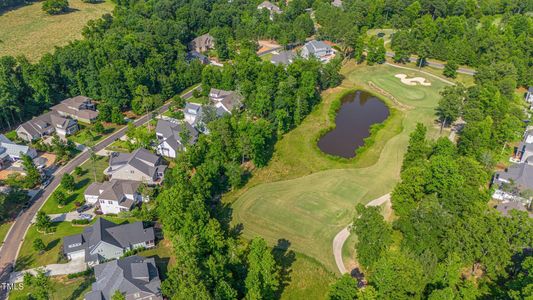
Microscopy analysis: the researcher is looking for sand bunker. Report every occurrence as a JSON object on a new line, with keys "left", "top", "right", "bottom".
{"left": 394, "top": 74, "right": 431, "bottom": 86}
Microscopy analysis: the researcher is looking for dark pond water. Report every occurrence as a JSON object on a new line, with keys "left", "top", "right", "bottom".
{"left": 317, "top": 90, "right": 389, "bottom": 158}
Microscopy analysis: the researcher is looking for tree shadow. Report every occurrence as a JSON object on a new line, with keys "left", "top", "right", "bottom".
{"left": 66, "top": 273, "right": 94, "bottom": 300}
{"left": 14, "top": 255, "right": 34, "bottom": 272}
{"left": 272, "top": 239, "right": 296, "bottom": 298}
{"left": 75, "top": 178, "right": 90, "bottom": 190}
{"left": 45, "top": 238, "right": 60, "bottom": 252}
{"left": 151, "top": 255, "right": 171, "bottom": 280}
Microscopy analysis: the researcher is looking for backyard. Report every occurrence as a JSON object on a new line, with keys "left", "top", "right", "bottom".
{"left": 227, "top": 61, "right": 453, "bottom": 280}
{"left": 9, "top": 272, "right": 94, "bottom": 300}
{"left": 0, "top": 0, "right": 114, "bottom": 62}
{"left": 40, "top": 155, "right": 108, "bottom": 214}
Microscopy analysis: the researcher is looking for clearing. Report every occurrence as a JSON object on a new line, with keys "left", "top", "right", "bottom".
{"left": 227, "top": 62, "right": 451, "bottom": 277}
{"left": 0, "top": 0, "right": 114, "bottom": 62}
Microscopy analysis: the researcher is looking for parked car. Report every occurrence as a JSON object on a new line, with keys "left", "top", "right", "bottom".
{"left": 78, "top": 213, "right": 93, "bottom": 221}
{"left": 76, "top": 204, "right": 92, "bottom": 213}
{"left": 42, "top": 176, "right": 53, "bottom": 188}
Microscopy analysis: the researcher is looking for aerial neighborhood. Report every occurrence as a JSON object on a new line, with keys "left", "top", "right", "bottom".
{"left": 1, "top": 0, "right": 532, "bottom": 299}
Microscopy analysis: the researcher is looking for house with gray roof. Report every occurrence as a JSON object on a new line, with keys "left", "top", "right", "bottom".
{"left": 155, "top": 118, "right": 199, "bottom": 159}
{"left": 512, "top": 129, "right": 533, "bottom": 163}
{"left": 85, "top": 255, "right": 162, "bottom": 300}
{"left": 186, "top": 50, "right": 210, "bottom": 65}
{"left": 257, "top": 1, "right": 282, "bottom": 20}
{"left": 104, "top": 149, "right": 166, "bottom": 185}
{"left": 84, "top": 180, "right": 145, "bottom": 215}
{"left": 0, "top": 134, "right": 37, "bottom": 169}
{"left": 271, "top": 50, "right": 297, "bottom": 65}
{"left": 209, "top": 88, "right": 243, "bottom": 115}
{"left": 16, "top": 111, "right": 78, "bottom": 142}
{"left": 301, "top": 40, "right": 335, "bottom": 62}
{"left": 493, "top": 161, "right": 533, "bottom": 205}
{"left": 63, "top": 218, "right": 155, "bottom": 265}
{"left": 526, "top": 87, "right": 533, "bottom": 103}
{"left": 184, "top": 102, "right": 203, "bottom": 126}
{"left": 51, "top": 96, "right": 99, "bottom": 123}
{"left": 332, "top": 0, "right": 342, "bottom": 7}
{"left": 189, "top": 33, "right": 215, "bottom": 53}
{"left": 495, "top": 201, "right": 530, "bottom": 217}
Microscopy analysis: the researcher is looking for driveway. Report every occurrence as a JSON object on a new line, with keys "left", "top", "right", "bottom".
{"left": 48, "top": 210, "right": 96, "bottom": 223}
{"left": 0, "top": 85, "right": 200, "bottom": 299}
{"left": 9, "top": 257, "right": 87, "bottom": 283}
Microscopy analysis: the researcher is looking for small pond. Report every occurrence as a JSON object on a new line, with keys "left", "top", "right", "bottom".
{"left": 317, "top": 90, "right": 389, "bottom": 158}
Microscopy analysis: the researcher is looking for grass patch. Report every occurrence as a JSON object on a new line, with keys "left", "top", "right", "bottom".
{"left": 9, "top": 273, "right": 94, "bottom": 300}
{"left": 40, "top": 156, "right": 109, "bottom": 214}
{"left": 279, "top": 251, "right": 336, "bottom": 300}
{"left": 0, "top": 0, "right": 114, "bottom": 62}
{"left": 227, "top": 61, "right": 452, "bottom": 273}
{"left": 0, "top": 222, "right": 13, "bottom": 244}
{"left": 105, "top": 139, "right": 132, "bottom": 153}
{"left": 68, "top": 123, "right": 121, "bottom": 147}
{"left": 260, "top": 53, "right": 273, "bottom": 61}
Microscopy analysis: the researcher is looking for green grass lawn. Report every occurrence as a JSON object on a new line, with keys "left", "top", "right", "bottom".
{"left": 0, "top": 222, "right": 13, "bottom": 244}
{"left": 227, "top": 61, "right": 452, "bottom": 278}
{"left": 0, "top": 0, "right": 114, "bottom": 62}
{"left": 105, "top": 139, "right": 132, "bottom": 153}
{"left": 68, "top": 123, "right": 122, "bottom": 147}
{"left": 41, "top": 156, "right": 109, "bottom": 214}
{"left": 9, "top": 273, "right": 94, "bottom": 300}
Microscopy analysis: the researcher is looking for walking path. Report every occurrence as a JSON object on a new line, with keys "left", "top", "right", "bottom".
{"left": 333, "top": 193, "right": 391, "bottom": 274}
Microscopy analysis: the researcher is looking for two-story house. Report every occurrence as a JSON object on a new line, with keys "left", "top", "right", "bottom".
{"left": 63, "top": 218, "right": 155, "bottom": 265}
{"left": 209, "top": 88, "right": 243, "bottom": 115}
{"left": 85, "top": 255, "right": 163, "bottom": 300}
{"left": 257, "top": 1, "right": 282, "bottom": 20}
{"left": 84, "top": 180, "right": 145, "bottom": 215}
{"left": 16, "top": 111, "right": 78, "bottom": 142}
{"left": 155, "top": 119, "right": 199, "bottom": 159}
{"left": 189, "top": 33, "right": 215, "bottom": 53}
{"left": 50, "top": 96, "right": 99, "bottom": 123}
{"left": 104, "top": 149, "right": 166, "bottom": 185}
{"left": 301, "top": 40, "right": 335, "bottom": 63}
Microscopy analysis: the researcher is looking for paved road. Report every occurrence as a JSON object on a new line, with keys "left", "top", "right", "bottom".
{"left": 333, "top": 193, "right": 391, "bottom": 274}
{"left": 0, "top": 86, "right": 199, "bottom": 299}
{"left": 385, "top": 52, "right": 476, "bottom": 75}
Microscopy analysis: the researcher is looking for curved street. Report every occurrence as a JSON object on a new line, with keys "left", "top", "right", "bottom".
{"left": 0, "top": 87, "right": 198, "bottom": 299}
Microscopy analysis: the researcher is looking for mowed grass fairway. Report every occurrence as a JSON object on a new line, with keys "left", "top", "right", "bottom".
{"left": 228, "top": 62, "right": 452, "bottom": 279}
{"left": 0, "top": 0, "right": 114, "bottom": 62}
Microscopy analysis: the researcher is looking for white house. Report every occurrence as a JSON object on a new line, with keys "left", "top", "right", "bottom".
{"left": 104, "top": 148, "right": 166, "bottom": 185}
{"left": 184, "top": 102, "right": 203, "bottom": 125}
{"left": 209, "top": 88, "right": 243, "bottom": 115}
{"left": 84, "top": 179, "right": 145, "bottom": 214}
{"left": 301, "top": 40, "right": 335, "bottom": 63}
{"left": 155, "top": 118, "right": 199, "bottom": 159}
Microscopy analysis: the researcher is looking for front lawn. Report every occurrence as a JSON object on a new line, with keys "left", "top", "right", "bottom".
{"left": 0, "top": 222, "right": 13, "bottom": 245}
{"left": 68, "top": 123, "right": 122, "bottom": 147}
{"left": 105, "top": 139, "right": 132, "bottom": 153}
{"left": 9, "top": 273, "right": 93, "bottom": 300}
{"left": 40, "top": 156, "right": 109, "bottom": 214}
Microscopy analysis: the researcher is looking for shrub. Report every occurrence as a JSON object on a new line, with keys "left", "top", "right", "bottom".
{"left": 72, "top": 219, "right": 90, "bottom": 225}
{"left": 67, "top": 268, "right": 93, "bottom": 279}
{"left": 33, "top": 238, "right": 46, "bottom": 253}
{"left": 42, "top": 0, "right": 69, "bottom": 15}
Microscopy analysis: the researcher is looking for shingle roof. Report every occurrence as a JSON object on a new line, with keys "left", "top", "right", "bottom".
{"left": 495, "top": 202, "right": 527, "bottom": 216}
{"left": 88, "top": 255, "right": 162, "bottom": 300}
{"left": 209, "top": 88, "right": 242, "bottom": 113}
{"left": 189, "top": 33, "right": 215, "bottom": 50}
{"left": 63, "top": 218, "right": 155, "bottom": 257}
{"left": 496, "top": 162, "right": 533, "bottom": 191}
{"left": 258, "top": 1, "right": 282, "bottom": 13}
{"left": 109, "top": 149, "right": 163, "bottom": 179}
{"left": 271, "top": 50, "right": 297, "bottom": 65}
{"left": 304, "top": 40, "right": 332, "bottom": 54}
{"left": 97, "top": 180, "right": 140, "bottom": 208}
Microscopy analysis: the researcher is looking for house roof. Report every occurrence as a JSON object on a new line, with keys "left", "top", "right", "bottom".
{"left": 184, "top": 102, "right": 202, "bottom": 115}
{"left": 87, "top": 255, "right": 162, "bottom": 300}
{"left": 85, "top": 182, "right": 104, "bottom": 197}
{"left": 50, "top": 96, "right": 99, "bottom": 120}
{"left": 496, "top": 162, "right": 533, "bottom": 191}
{"left": 63, "top": 218, "right": 155, "bottom": 258}
{"left": 258, "top": 1, "right": 282, "bottom": 13}
{"left": 109, "top": 149, "right": 164, "bottom": 179}
{"left": 495, "top": 202, "right": 528, "bottom": 217}
{"left": 304, "top": 40, "right": 332, "bottom": 54}
{"left": 186, "top": 51, "right": 209, "bottom": 64}
{"left": 332, "top": 0, "right": 342, "bottom": 7}
{"left": 529, "top": 86, "right": 533, "bottom": 93}
{"left": 18, "top": 111, "right": 76, "bottom": 138}
{"left": 209, "top": 88, "right": 242, "bottom": 113}
{"left": 0, "top": 135, "right": 34, "bottom": 159}
{"left": 189, "top": 33, "right": 215, "bottom": 50}
{"left": 95, "top": 180, "right": 140, "bottom": 208}
{"left": 271, "top": 50, "right": 297, "bottom": 65}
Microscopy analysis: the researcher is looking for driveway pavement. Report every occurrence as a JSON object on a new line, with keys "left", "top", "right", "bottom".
{"left": 48, "top": 210, "right": 96, "bottom": 223}
{"left": 9, "top": 257, "right": 87, "bottom": 283}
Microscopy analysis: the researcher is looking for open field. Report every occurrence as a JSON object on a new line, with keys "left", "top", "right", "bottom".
{"left": 41, "top": 156, "right": 108, "bottom": 214}
{"left": 0, "top": 0, "right": 114, "bottom": 62}
{"left": 228, "top": 61, "right": 451, "bottom": 277}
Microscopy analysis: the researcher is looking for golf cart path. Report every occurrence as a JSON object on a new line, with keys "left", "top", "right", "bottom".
{"left": 333, "top": 193, "right": 391, "bottom": 274}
